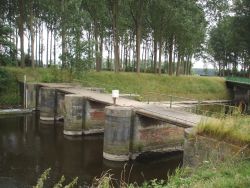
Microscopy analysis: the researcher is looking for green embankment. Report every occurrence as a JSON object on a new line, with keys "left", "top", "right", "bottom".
{"left": 147, "top": 160, "right": 250, "bottom": 188}
{"left": 4, "top": 67, "right": 230, "bottom": 101}
{"left": 196, "top": 117, "right": 250, "bottom": 146}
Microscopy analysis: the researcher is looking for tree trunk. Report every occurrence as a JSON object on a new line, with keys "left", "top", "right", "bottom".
{"left": 15, "top": 28, "right": 18, "bottom": 66}
{"left": 176, "top": 53, "right": 180, "bottom": 76}
{"left": 61, "top": 0, "right": 66, "bottom": 68}
{"left": 135, "top": 22, "right": 141, "bottom": 73}
{"left": 99, "top": 32, "right": 103, "bottom": 70}
{"left": 158, "top": 38, "right": 162, "bottom": 75}
{"left": 40, "top": 24, "right": 44, "bottom": 66}
{"left": 94, "top": 21, "right": 101, "bottom": 72}
{"left": 112, "top": 0, "right": 120, "bottom": 72}
{"left": 153, "top": 36, "right": 157, "bottom": 73}
{"left": 168, "top": 35, "right": 174, "bottom": 75}
{"left": 46, "top": 27, "right": 49, "bottom": 66}
{"left": 50, "top": 28, "right": 52, "bottom": 65}
{"left": 54, "top": 30, "right": 56, "bottom": 65}
{"left": 30, "top": 2, "right": 35, "bottom": 69}
{"left": 18, "top": 0, "right": 25, "bottom": 68}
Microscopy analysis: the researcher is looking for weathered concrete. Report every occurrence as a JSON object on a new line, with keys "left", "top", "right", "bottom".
{"left": 83, "top": 100, "right": 107, "bottom": 135}
{"left": 26, "top": 83, "right": 37, "bottom": 110}
{"left": 56, "top": 91, "right": 65, "bottom": 120}
{"left": 39, "top": 87, "right": 56, "bottom": 121}
{"left": 103, "top": 106, "right": 186, "bottom": 161}
{"left": 183, "top": 128, "right": 250, "bottom": 167}
{"left": 64, "top": 94, "right": 84, "bottom": 136}
{"left": 103, "top": 106, "right": 133, "bottom": 161}
{"left": 131, "top": 114, "right": 184, "bottom": 159}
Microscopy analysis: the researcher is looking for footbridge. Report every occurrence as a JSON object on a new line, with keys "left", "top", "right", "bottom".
{"left": 226, "top": 77, "right": 250, "bottom": 113}
{"left": 24, "top": 82, "right": 206, "bottom": 161}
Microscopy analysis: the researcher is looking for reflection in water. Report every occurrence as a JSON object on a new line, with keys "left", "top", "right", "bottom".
{"left": 0, "top": 113, "right": 182, "bottom": 187}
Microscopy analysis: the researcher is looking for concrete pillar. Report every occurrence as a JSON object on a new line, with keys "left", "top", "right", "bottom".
{"left": 63, "top": 94, "right": 84, "bottom": 136}
{"left": 83, "top": 100, "right": 106, "bottom": 135}
{"left": 103, "top": 106, "right": 133, "bottom": 161}
{"left": 183, "top": 128, "right": 197, "bottom": 167}
{"left": 130, "top": 114, "right": 184, "bottom": 159}
{"left": 26, "top": 83, "right": 37, "bottom": 110}
{"left": 56, "top": 91, "right": 65, "bottom": 120}
{"left": 39, "top": 87, "right": 56, "bottom": 121}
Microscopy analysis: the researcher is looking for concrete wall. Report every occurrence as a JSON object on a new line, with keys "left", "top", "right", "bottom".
{"left": 39, "top": 87, "right": 56, "bottom": 121}
{"left": 103, "top": 106, "right": 185, "bottom": 161}
{"left": 56, "top": 91, "right": 65, "bottom": 120}
{"left": 131, "top": 114, "right": 184, "bottom": 158}
{"left": 83, "top": 100, "right": 107, "bottom": 134}
{"left": 64, "top": 94, "right": 84, "bottom": 136}
{"left": 26, "top": 83, "right": 37, "bottom": 109}
{"left": 183, "top": 128, "right": 250, "bottom": 167}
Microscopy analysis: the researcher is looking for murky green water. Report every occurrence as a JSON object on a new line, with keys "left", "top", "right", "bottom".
{"left": 0, "top": 113, "right": 182, "bottom": 187}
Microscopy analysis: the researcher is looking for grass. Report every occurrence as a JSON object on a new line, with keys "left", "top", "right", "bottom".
{"left": 163, "top": 159, "right": 250, "bottom": 188}
{"left": 196, "top": 117, "right": 250, "bottom": 146}
{"left": 33, "top": 160, "right": 250, "bottom": 188}
{"left": 90, "top": 159, "right": 250, "bottom": 188}
{"left": 3, "top": 67, "right": 230, "bottom": 101}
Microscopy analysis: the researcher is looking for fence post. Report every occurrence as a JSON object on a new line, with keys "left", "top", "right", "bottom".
{"left": 170, "top": 95, "right": 173, "bottom": 108}
{"left": 23, "top": 75, "right": 26, "bottom": 109}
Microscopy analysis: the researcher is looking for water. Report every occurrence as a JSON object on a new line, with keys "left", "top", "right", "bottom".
{"left": 0, "top": 113, "right": 182, "bottom": 187}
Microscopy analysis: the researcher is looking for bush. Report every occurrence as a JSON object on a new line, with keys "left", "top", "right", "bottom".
{"left": 0, "top": 68, "right": 12, "bottom": 92}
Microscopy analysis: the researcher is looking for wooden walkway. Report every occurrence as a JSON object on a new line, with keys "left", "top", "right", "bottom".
{"left": 38, "top": 83, "right": 206, "bottom": 127}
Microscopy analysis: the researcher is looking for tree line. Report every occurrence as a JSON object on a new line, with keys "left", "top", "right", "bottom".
{"left": 208, "top": 0, "right": 250, "bottom": 77}
{"left": 1, "top": 0, "right": 246, "bottom": 77}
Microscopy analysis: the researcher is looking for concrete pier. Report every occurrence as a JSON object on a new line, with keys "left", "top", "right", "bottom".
{"left": 103, "top": 106, "right": 133, "bottom": 161}
{"left": 26, "top": 83, "right": 37, "bottom": 110}
{"left": 56, "top": 91, "right": 65, "bottom": 120}
{"left": 64, "top": 94, "right": 84, "bottom": 136}
{"left": 39, "top": 87, "right": 56, "bottom": 121}
{"left": 131, "top": 114, "right": 184, "bottom": 159}
{"left": 83, "top": 100, "right": 107, "bottom": 135}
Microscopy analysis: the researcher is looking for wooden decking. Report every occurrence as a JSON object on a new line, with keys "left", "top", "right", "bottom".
{"left": 38, "top": 83, "right": 206, "bottom": 127}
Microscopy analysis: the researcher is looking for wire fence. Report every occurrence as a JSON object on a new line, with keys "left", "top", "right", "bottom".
{"left": 142, "top": 93, "right": 240, "bottom": 118}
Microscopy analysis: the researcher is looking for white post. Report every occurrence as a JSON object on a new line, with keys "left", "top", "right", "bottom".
{"left": 112, "top": 90, "right": 119, "bottom": 105}
{"left": 24, "top": 75, "right": 27, "bottom": 109}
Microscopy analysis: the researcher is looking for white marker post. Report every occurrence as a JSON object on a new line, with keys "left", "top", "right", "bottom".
{"left": 24, "top": 75, "right": 27, "bottom": 109}
{"left": 112, "top": 90, "right": 119, "bottom": 105}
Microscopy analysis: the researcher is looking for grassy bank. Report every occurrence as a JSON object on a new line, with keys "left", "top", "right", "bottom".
{"left": 150, "top": 159, "right": 250, "bottom": 188}
{"left": 35, "top": 159, "right": 250, "bottom": 187}
{"left": 196, "top": 117, "right": 250, "bottom": 146}
{"left": 3, "top": 67, "right": 230, "bottom": 101}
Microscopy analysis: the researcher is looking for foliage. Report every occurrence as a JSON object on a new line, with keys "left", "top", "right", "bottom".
{"left": 92, "top": 160, "right": 250, "bottom": 188}
{"left": 208, "top": 0, "right": 250, "bottom": 77}
{"left": 0, "top": 20, "right": 16, "bottom": 66}
{"left": 0, "top": 68, "right": 20, "bottom": 106}
{"left": 0, "top": 68, "right": 12, "bottom": 92}
{"left": 34, "top": 168, "right": 78, "bottom": 188}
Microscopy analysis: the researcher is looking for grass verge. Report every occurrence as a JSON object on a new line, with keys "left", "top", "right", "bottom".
{"left": 90, "top": 159, "right": 250, "bottom": 188}
{"left": 4, "top": 67, "right": 230, "bottom": 101}
{"left": 196, "top": 117, "right": 250, "bottom": 146}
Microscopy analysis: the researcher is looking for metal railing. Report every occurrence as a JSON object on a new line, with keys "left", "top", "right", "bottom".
{"left": 142, "top": 92, "right": 240, "bottom": 118}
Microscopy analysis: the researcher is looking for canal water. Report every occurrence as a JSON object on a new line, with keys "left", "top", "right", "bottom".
{"left": 0, "top": 113, "right": 182, "bottom": 187}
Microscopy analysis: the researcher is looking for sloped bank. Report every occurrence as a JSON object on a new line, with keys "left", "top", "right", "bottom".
{"left": 183, "top": 117, "right": 250, "bottom": 167}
